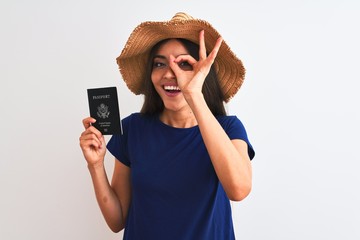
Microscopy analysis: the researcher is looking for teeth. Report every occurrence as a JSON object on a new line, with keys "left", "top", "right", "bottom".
{"left": 164, "top": 85, "right": 180, "bottom": 91}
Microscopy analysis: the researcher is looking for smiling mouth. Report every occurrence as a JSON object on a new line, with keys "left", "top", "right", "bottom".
{"left": 163, "top": 85, "right": 181, "bottom": 93}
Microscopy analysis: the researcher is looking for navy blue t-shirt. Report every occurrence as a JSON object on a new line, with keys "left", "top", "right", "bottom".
{"left": 107, "top": 113, "right": 254, "bottom": 240}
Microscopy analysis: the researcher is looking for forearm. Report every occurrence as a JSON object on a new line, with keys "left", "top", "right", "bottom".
{"left": 186, "top": 93, "right": 252, "bottom": 201}
{"left": 88, "top": 164, "right": 124, "bottom": 232}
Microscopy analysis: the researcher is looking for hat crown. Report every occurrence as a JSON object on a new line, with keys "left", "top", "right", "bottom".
{"left": 118, "top": 12, "right": 245, "bottom": 102}
{"left": 170, "top": 12, "right": 194, "bottom": 22}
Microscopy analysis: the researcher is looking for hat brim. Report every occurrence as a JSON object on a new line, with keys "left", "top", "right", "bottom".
{"left": 117, "top": 18, "right": 245, "bottom": 102}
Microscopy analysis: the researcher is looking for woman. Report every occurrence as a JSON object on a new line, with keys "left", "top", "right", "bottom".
{"left": 79, "top": 12, "right": 255, "bottom": 240}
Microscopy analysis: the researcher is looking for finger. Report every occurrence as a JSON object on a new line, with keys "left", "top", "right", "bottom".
{"left": 82, "top": 117, "right": 96, "bottom": 129}
{"left": 199, "top": 30, "right": 207, "bottom": 60}
{"left": 207, "top": 37, "right": 223, "bottom": 63}
{"left": 80, "top": 131, "right": 101, "bottom": 142}
{"left": 169, "top": 54, "right": 182, "bottom": 75}
{"left": 173, "top": 54, "right": 197, "bottom": 66}
{"left": 81, "top": 126, "right": 103, "bottom": 144}
{"left": 99, "top": 134, "right": 106, "bottom": 147}
{"left": 80, "top": 132, "right": 102, "bottom": 149}
{"left": 80, "top": 137, "right": 102, "bottom": 150}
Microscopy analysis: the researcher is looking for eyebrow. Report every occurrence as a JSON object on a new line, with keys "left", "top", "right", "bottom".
{"left": 153, "top": 55, "right": 166, "bottom": 60}
{"left": 153, "top": 53, "right": 188, "bottom": 60}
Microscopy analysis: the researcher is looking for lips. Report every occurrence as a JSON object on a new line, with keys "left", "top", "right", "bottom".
{"left": 163, "top": 84, "right": 181, "bottom": 97}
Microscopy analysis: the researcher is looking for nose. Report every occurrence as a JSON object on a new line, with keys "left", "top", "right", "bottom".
{"left": 164, "top": 66, "right": 176, "bottom": 79}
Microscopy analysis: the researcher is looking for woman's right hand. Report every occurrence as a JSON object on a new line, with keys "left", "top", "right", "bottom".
{"left": 79, "top": 117, "right": 106, "bottom": 167}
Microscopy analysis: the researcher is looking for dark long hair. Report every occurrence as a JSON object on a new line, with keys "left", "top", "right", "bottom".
{"left": 140, "top": 38, "right": 226, "bottom": 116}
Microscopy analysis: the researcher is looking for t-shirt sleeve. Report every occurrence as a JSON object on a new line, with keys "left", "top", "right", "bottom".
{"left": 106, "top": 116, "right": 131, "bottom": 167}
{"left": 219, "top": 116, "right": 255, "bottom": 160}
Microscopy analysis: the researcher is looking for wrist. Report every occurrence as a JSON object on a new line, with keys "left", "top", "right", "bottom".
{"left": 87, "top": 162, "right": 105, "bottom": 172}
{"left": 183, "top": 91, "right": 205, "bottom": 104}
{"left": 184, "top": 91, "right": 207, "bottom": 110}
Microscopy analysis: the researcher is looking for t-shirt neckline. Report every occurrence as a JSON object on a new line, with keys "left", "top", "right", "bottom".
{"left": 154, "top": 114, "right": 199, "bottom": 131}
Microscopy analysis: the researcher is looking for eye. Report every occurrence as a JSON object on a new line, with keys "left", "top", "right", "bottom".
{"left": 153, "top": 62, "right": 166, "bottom": 69}
{"left": 178, "top": 61, "right": 192, "bottom": 70}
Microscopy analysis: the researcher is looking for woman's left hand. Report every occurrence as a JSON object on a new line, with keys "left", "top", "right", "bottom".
{"left": 169, "top": 30, "right": 223, "bottom": 98}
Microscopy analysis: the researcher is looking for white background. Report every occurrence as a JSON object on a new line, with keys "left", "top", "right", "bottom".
{"left": 1, "top": 0, "right": 359, "bottom": 239}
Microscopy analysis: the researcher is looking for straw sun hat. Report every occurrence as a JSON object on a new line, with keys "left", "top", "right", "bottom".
{"left": 116, "top": 12, "right": 245, "bottom": 102}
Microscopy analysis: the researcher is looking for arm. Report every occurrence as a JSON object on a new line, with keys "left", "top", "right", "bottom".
{"left": 87, "top": 159, "right": 131, "bottom": 232}
{"left": 169, "top": 31, "right": 252, "bottom": 201}
{"left": 186, "top": 94, "right": 252, "bottom": 201}
{"left": 79, "top": 117, "right": 131, "bottom": 232}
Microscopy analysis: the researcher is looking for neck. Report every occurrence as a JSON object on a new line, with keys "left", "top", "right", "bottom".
{"left": 159, "top": 108, "right": 197, "bottom": 128}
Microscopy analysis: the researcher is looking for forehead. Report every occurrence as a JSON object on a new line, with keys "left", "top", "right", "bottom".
{"left": 154, "top": 39, "right": 189, "bottom": 56}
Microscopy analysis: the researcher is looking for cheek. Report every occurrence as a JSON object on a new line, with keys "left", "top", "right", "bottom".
{"left": 150, "top": 72, "right": 161, "bottom": 95}
{"left": 151, "top": 72, "right": 155, "bottom": 83}
{"left": 151, "top": 70, "right": 161, "bottom": 85}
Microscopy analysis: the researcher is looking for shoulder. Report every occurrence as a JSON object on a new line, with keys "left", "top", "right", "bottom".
{"left": 122, "top": 112, "right": 141, "bottom": 123}
{"left": 217, "top": 115, "right": 255, "bottom": 160}
{"left": 216, "top": 115, "right": 245, "bottom": 129}
{"left": 216, "top": 115, "right": 249, "bottom": 142}
{"left": 121, "top": 112, "right": 158, "bottom": 134}
{"left": 122, "top": 112, "right": 151, "bottom": 126}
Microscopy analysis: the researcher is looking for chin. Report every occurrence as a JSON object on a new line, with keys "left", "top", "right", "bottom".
{"left": 162, "top": 99, "right": 188, "bottom": 112}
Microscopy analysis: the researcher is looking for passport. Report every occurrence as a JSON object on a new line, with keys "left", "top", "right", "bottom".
{"left": 87, "top": 87, "right": 122, "bottom": 135}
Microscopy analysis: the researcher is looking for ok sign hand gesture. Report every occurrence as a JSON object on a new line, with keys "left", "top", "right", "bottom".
{"left": 169, "top": 30, "right": 223, "bottom": 99}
